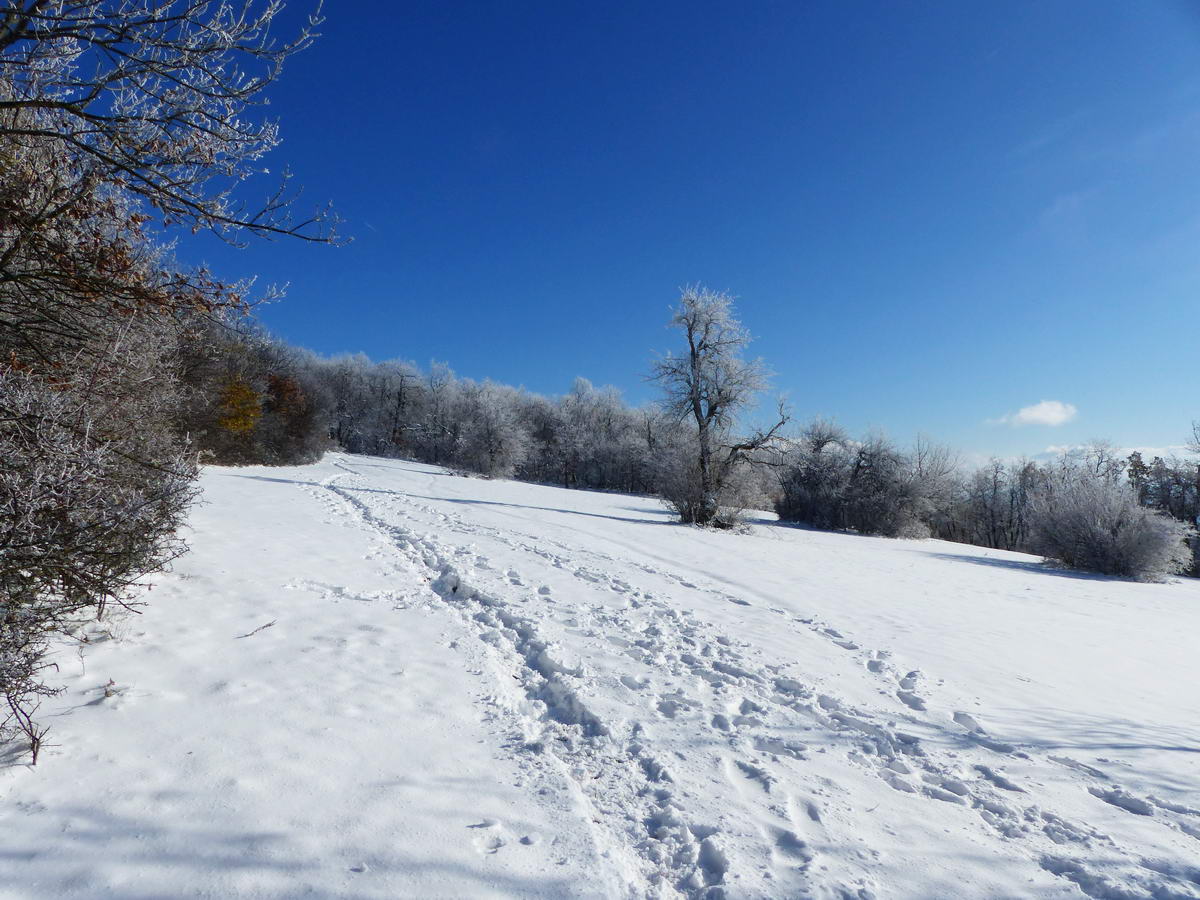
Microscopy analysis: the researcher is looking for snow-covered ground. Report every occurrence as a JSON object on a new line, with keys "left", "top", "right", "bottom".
{"left": 2, "top": 454, "right": 1198, "bottom": 899}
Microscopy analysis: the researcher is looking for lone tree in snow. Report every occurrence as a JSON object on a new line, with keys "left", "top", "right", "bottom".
{"left": 651, "top": 285, "right": 787, "bottom": 527}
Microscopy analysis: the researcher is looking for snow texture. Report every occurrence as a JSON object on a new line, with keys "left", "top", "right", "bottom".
{"left": 2, "top": 454, "right": 1198, "bottom": 899}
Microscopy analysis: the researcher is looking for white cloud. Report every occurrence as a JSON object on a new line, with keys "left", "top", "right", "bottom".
{"left": 987, "top": 400, "right": 1078, "bottom": 428}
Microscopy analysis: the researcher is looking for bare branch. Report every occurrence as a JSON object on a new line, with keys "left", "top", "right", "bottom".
{"left": 0, "top": 0, "right": 338, "bottom": 242}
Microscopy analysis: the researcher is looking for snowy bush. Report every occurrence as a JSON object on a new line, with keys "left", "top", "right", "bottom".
{"left": 1, "top": 355, "right": 197, "bottom": 761}
{"left": 841, "top": 435, "right": 928, "bottom": 538}
{"left": 655, "top": 435, "right": 772, "bottom": 529}
{"left": 776, "top": 425, "right": 932, "bottom": 538}
{"left": 656, "top": 443, "right": 727, "bottom": 526}
{"left": 1028, "top": 470, "right": 1194, "bottom": 580}
{"left": 774, "top": 420, "right": 850, "bottom": 530}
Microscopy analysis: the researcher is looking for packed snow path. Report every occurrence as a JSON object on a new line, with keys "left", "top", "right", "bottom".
{"left": 2, "top": 456, "right": 1198, "bottom": 899}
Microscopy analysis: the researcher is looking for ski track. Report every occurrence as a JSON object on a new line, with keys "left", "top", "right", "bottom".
{"left": 291, "top": 457, "right": 1198, "bottom": 900}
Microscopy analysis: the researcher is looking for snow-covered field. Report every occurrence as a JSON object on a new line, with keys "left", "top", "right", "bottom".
{"left": 2, "top": 454, "right": 1198, "bottom": 899}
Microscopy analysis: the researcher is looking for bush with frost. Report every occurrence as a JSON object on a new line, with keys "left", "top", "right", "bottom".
{"left": 1028, "top": 468, "right": 1193, "bottom": 580}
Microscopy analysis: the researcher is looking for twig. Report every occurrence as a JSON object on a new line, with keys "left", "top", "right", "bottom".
{"left": 234, "top": 620, "right": 276, "bottom": 639}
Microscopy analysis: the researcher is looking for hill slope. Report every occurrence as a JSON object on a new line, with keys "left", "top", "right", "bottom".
{"left": 2, "top": 454, "right": 1198, "bottom": 899}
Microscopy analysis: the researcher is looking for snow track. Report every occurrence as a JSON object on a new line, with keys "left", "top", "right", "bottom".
{"left": 7, "top": 454, "right": 1193, "bottom": 899}
{"left": 303, "top": 456, "right": 1200, "bottom": 900}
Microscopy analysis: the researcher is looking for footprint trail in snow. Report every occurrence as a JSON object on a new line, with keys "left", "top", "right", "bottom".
{"left": 296, "top": 456, "right": 1200, "bottom": 900}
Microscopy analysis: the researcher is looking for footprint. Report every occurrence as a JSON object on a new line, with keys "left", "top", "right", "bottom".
{"left": 772, "top": 827, "right": 814, "bottom": 865}
{"left": 1088, "top": 786, "right": 1154, "bottom": 816}
{"left": 734, "top": 759, "right": 775, "bottom": 793}
{"left": 975, "top": 765, "right": 1024, "bottom": 792}
{"left": 753, "top": 736, "right": 808, "bottom": 760}
{"left": 1050, "top": 756, "right": 1108, "bottom": 779}
{"left": 697, "top": 836, "right": 729, "bottom": 886}
{"left": 476, "top": 834, "right": 505, "bottom": 854}
{"left": 468, "top": 819, "right": 507, "bottom": 854}
{"left": 657, "top": 693, "right": 699, "bottom": 719}
{"left": 953, "top": 711, "right": 983, "bottom": 732}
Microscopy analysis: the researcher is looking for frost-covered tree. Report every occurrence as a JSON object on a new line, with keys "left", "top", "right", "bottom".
{"left": 454, "top": 380, "right": 529, "bottom": 477}
{"left": 650, "top": 286, "right": 787, "bottom": 526}
{"left": 373, "top": 360, "right": 425, "bottom": 457}
{"left": 774, "top": 420, "right": 852, "bottom": 530}
{"left": 516, "top": 393, "right": 568, "bottom": 486}
{"left": 175, "top": 324, "right": 330, "bottom": 464}
{"left": 840, "top": 434, "right": 927, "bottom": 537}
{"left": 923, "top": 458, "right": 1043, "bottom": 551}
{"left": 549, "top": 378, "right": 652, "bottom": 492}
{"left": 1124, "top": 443, "right": 1200, "bottom": 577}
{"left": 414, "top": 362, "right": 462, "bottom": 465}
{"left": 0, "top": 118, "right": 204, "bottom": 759}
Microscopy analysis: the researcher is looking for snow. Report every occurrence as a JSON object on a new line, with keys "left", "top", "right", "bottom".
{"left": 2, "top": 453, "right": 1198, "bottom": 899}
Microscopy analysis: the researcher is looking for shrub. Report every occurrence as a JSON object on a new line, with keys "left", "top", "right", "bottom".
{"left": 655, "top": 437, "right": 767, "bottom": 529}
{"left": 1, "top": 346, "right": 197, "bottom": 761}
{"left": 776, "top": 427, "right": 930, "bottom": 538}
{"left": 1028, "top": 472, "right": 1194, "bottom": 580}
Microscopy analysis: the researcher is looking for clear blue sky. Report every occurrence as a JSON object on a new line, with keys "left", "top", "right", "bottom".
{"left": 190, "top": 0, "right": 1200, "bottom": 459}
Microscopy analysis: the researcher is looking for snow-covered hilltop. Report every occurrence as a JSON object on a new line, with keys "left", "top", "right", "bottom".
{"left": 2, "top": 454, "right": 1198, "bottom": 899}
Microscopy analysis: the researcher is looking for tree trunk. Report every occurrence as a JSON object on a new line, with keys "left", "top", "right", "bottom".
{"left": 695, "top": 421, "right": 719, "bottom": 525}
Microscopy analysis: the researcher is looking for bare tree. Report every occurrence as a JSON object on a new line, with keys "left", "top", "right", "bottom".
{"left": 910, "top": 434, "right": 958, "bottom": 531}
{"left": 651, "top": 286, "right": 787, "bottom": 526}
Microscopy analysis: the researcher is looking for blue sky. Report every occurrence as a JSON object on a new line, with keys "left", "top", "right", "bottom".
{"left": 190, "top": 0, "right": 1200, "bottom": 459}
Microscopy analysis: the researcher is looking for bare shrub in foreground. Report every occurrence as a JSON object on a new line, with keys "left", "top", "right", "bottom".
{"left": 0, "top": 336, "right": 196, "bottom": 760}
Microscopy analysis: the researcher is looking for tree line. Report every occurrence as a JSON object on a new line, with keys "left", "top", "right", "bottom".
{"left": 182, "top": 293, "right": 1200, "bottom": 585}
{"left": 178, "top": 316, "right": 780, "bottom": 507}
